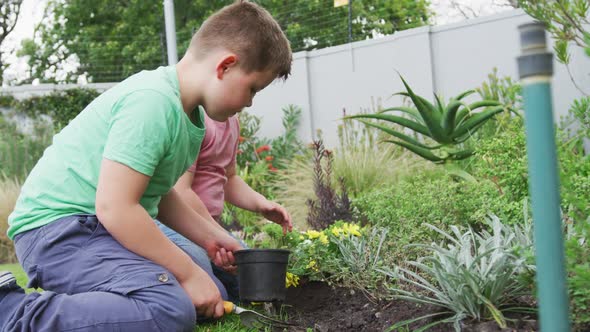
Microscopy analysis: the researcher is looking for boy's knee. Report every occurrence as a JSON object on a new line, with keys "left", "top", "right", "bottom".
{"left": 143, "top": 283, "right": 196, "bottom": 332}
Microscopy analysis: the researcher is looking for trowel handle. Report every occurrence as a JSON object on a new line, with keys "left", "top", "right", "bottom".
{"left": 223, "top": 301, "right": 235, "bottom": 314}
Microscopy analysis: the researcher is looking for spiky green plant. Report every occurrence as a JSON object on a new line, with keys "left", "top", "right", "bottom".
{"left": 345, "top": 76, "right": 507, "bottom": 164}
{"left": 331, "top": 226, "right": 390, "bottom": 295}
{"left": 379, "top": 215, "right": 535, "bottom": 331}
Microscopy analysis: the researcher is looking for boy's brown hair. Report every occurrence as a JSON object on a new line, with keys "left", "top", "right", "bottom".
{"left": 190, "top": 0, "right": 292, "bottom": 80}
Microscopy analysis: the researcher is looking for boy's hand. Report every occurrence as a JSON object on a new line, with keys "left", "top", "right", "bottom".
{"left": 259, "top": 200, "right": 293, "bottom": 234}
{"left": 214, "top": 248, "right": 238, "bottom": 274}
{"left": 206, "top": 233, "right": 242, "bottom": 273}
{"left": 179, "top": 266, "right": 225, "bottom": 318}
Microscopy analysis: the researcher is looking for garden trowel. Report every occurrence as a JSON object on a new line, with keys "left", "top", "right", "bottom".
{"left": 223, "top": 301, "right": 296, "bottom": 329}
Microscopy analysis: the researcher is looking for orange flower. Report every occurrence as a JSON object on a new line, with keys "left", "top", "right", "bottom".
{"left": 265, "top": 155, "right": 274, "bottom": 161}
{"left": 255, "top": 145, "right": 271, "bottom": 154}
{"left": 238, "top": 136, "right": 246, "bottom": 143}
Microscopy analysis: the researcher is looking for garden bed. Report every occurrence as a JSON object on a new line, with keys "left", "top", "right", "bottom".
{"left": 281, "top": 281, "right": 538, "bottom": 332}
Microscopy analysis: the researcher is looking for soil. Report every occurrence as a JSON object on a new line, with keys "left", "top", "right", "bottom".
{"left": 279, "top": 281, "right": 538, "bottom": 332}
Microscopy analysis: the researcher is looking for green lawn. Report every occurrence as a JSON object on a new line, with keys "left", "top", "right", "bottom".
{"left": 0, "top": 263, "right": 259, "bottom": 332}
{"left": 2, "top": 263, "right": 29, "bottom": 291}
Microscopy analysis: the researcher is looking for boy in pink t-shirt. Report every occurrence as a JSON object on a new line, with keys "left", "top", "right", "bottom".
{"left": 156, "top": 112, "right": 292, "bottom": 302}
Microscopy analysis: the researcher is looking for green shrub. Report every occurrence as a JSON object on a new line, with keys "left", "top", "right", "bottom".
{"left": 566, "top": 219, "right": 590, "bottom": 331}
{"left": 236, "top": 105, "right": 304, "bottom": 171}
{"left": 354, "top": 170, "right": 520, "bottom": 260}
{"left": 559, "top": 140, "right": 590, "bottom": 223}
{"left": 256, "top": 223, "right": 302, "bottom": 250}
{"left": 0, "top": 176, "right": 20, "bottom": 263}
{"left": 475, "top": 67, "right": 522, "bottom": 112}
{"left": 467, "top": 116, "right": 589, "bottom": 223}
{"left": 559, "top": 97, "right": 590, "bottom": 223}
{"left": 0, "top": 115, "right": 54, "bottom": 180}
{"left": 14, "top": 88, "right": 100, "bottom": 129}
{"left": 560, "top": 96, "right": 589, "bottom": 145}
{"left": 265, "top": 105, "right": 305, "bottom": 169}
{"left": 468, "top": 67, "right": 524, "bottom": 146}
{"left": 355, "top": 116, "right": 586, "bottom": 260}
{"left": 0, "top": 94, "right": 16, "bottom": 108}
{"left": 467, "top": 118, "right": 529, "bottom": 211}
{"left": 565, "top": 96, "right": 589, "bottom": 140}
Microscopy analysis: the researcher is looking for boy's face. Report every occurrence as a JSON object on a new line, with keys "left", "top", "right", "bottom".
{"left": 204, "top": 55, "right": 276, "bottom": 122}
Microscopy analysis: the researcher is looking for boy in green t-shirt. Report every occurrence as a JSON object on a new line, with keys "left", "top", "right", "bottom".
{"left": 0, "top": 1, "right": 292, "bottom": 331}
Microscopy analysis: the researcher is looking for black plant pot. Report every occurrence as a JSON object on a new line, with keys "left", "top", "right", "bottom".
{"left": 235, "top": 249, "right": 290, "bottom": 302}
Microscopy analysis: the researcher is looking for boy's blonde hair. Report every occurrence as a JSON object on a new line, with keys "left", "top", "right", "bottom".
{"left": 190, "top": 0, "right": 292, "bottom": 80}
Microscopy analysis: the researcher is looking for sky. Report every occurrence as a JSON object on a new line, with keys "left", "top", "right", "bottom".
{"left": 2, "top": 0, "right": 516, "bottom": 84}
{"left": 2, "top": 0, "right": 47, "bottom": 83}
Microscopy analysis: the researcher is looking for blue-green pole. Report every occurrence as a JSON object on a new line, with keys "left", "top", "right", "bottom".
{"left": 517, "top": 22, "right": 570, "bottom": 332}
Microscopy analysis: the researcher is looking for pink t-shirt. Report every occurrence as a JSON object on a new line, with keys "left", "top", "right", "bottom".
{"left": 188, "top": 113, "right": 239, "bottom": 220}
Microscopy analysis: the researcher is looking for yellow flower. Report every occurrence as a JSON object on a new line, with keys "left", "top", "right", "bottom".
{"left": 319, "top": 233, "right": 329, "bottom": 245}
{"left": 348, "top": 224, "right": 361, "bottom": 237}
{"left": 306, "top": 230, "right": 321, "bottom": 239}
{"left": 343, "top": 223, "right": 350, "bottom": 232}
{"left": 299, "top": 235, "right": 304, "bottom": 240}
{"left": 306, "top": 260, "right": 319, "bottom": 272}
{"left": 285, "top": 272, "right": 300, "bottom": 288}
{"left": 331, "top": 227, "right": 342, "bottom": 237}
{"left": 341, "top": 223, "right": 361, "bottom": 237}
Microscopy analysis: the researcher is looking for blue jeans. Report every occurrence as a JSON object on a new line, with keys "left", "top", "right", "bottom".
{"left": 0, "top": 215, "right": 198, "bottom": 332}
{"left": 155, "top": 221, "right": 243, "bottom": 303}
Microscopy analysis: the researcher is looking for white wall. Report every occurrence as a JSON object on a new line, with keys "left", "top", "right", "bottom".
{"left": 3, "top": 9, "right": 589, "bottom": 147}
{"left": 250, "top": 9, "right": 589, "bottom": 147}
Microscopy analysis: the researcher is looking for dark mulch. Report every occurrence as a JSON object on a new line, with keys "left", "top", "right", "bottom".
{"left": 280, "top": 281, "right": 538, "bottom": 332}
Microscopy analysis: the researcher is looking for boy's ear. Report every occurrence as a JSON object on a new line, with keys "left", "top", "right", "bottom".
{"left": 216, "top": 55, "right": 238, "bottom": 79}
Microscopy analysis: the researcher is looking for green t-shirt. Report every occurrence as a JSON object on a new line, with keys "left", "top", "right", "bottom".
{"left": 8, "top": 66, "right": 205, "bottom": 240}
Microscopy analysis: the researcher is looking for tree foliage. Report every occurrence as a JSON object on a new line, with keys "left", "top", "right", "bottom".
{"left": 0, "top": 0, "right": 23, "bottom": 83}
{"left": 18, "top": 0, "right": 201, "bottom": 83}
{"left": 16, "top": 0, "right": 431, "bottom": 83}
{"left": 519, "top": 0, "right": 589, "bottom": 65}
{"left": 272, "top": 0, "right": 431, "bottom": 51}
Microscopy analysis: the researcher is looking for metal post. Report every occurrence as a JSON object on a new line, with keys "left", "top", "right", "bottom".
{"left": 163, "top": 0, "right": 178, "bottom": 65}
{"left": 347, "top": 0, "right": 353, "bottom": 43}
{"left": 517, "top": 22, "right": 570, "bottom": 332}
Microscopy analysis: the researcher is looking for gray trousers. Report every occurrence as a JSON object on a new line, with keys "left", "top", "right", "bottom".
{"left": 0, "top": 215, "right": 202, "bottom": 332}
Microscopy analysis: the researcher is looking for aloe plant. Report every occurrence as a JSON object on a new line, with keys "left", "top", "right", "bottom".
{"left": 345, "top": 76, "right": 507, "bottom": 164}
